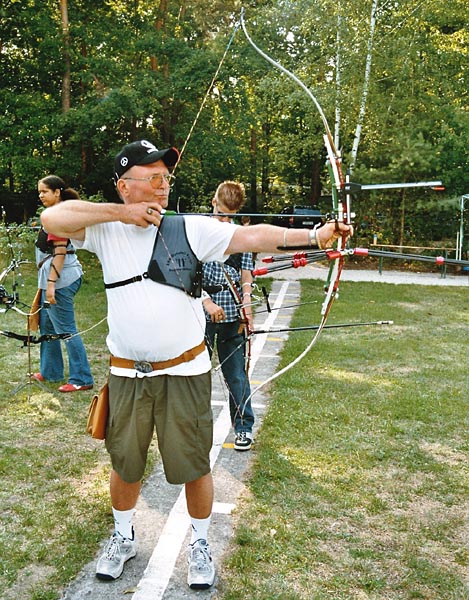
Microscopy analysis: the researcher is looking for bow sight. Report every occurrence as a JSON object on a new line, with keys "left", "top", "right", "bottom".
{"left": 1, "top": 207, "right": 29, "bottom": 312}
{"left": 0, "top": 284, "right": 15, "bottom": 307}
{"left": 0, "top": 257, "right": 28, "bottom": 312}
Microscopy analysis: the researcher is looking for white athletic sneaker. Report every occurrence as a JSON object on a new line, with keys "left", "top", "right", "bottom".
{"left": 234, "top": 430, "right": 253, "bottom": 451}
{"left": 187, "top": 539, "right": 216, "bottom": 589}
{"left": 96, "top": 531, "right": 136, "bottom": 580}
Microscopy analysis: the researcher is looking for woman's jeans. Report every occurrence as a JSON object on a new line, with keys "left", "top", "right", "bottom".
{"left": 205, "top": 320, "right": 254, "bottom": 434}
{"left": 39, "top": 277, "right": 94, "bottom": 386}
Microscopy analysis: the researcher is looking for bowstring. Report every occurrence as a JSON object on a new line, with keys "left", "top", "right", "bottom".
{"left": 172, "top": 19, "right": 241, "bottom": 176}
{"left": 161, "top": 17, "right": 246, "bottom": 412}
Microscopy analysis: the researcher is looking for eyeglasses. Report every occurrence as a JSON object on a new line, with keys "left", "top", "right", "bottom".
{"left": 121, "top": 173, "right": 176, "bottom": 188}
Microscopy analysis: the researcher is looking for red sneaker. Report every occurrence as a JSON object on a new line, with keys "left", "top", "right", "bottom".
{"left": 32, "top": 373, "right": 45, "bottom": 382}
{"left": 58, "top": 383, "right": 93, "bottom": 393}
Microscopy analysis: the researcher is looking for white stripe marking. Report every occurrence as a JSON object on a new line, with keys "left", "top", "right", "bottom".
{"left": 212, "top": 502, "right": 236, "bottom": 515}
{"left": 249, "top": 282, "right": 290, "bottom": 378}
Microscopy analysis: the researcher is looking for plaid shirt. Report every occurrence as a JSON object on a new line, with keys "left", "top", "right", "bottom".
{"left": 202, "top": 253, "right": 254, "bottom": 322}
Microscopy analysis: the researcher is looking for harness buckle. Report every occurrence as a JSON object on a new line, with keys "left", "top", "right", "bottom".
{"left": 134, "top": 361, "right": 153, "bottom": 374}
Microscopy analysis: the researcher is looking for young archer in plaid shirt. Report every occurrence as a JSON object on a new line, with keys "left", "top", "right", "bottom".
{"left": 202, "top": 181, "right": 255, "bottom": 451}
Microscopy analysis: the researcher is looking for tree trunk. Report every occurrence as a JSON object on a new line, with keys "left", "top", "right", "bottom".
{"left": 152, "top": 0, "right": 171, "bottom": 140}
{"left": 59, "top": 0, "right": 71, "bottom": 113}
{"left": 399, "top": 189, "right": 406, "bottom": 248}
{"left": 309, "top": 157, "right": 322, "bottom": 205}
{"left": 151, "top": 0, "right": 168, "bottom": 71}
{"left": 350, "top": 0, "right": 378, "bottom": 172}
{"left": 249, "top": 128, "right": 258, "bottom": 212}
{"left": 261, "top": 122, "right": 271, "bottom": 206}
{"left": 334, "top": 12, "right": 342, "bottom": 150}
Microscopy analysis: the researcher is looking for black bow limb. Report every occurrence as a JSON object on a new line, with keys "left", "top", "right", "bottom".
{"left": 0, "top": 330, "right": 72, "bottom": 346}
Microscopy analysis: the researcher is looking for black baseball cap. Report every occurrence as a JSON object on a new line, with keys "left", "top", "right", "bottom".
{"left": 113, "top": 140, "right": 179, "bottom": 184}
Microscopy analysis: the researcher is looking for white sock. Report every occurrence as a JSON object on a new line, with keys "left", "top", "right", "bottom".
{"left": 190, "top": 515, "right": 211, "bottom": 545}
{"left": 112, "top": 507, "right": 135, "bottom": 539}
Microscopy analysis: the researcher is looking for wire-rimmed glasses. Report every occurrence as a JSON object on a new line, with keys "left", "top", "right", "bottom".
{"left": 121, "top": 173, "right": 176, "bottom": 188}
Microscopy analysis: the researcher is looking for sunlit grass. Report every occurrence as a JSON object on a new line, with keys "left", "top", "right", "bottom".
{"left": 220, "top": 279, "right": 469, "bottom": 600}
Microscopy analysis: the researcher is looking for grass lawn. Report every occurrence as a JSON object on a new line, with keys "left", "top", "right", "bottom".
{"left": 219, "top": 278, "right": 469, "bottom": 600}
{"left": 0, "top": 251, "right": 468, "bottom": 600}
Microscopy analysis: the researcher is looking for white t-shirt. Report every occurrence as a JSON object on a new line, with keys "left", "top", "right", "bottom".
{"left": 74, "top": 215, "right": 237, "bottom": 377}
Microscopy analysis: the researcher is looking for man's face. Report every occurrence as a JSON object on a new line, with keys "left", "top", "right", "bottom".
{"left": 117, "top": 159, "right": 173, "bottom": 207}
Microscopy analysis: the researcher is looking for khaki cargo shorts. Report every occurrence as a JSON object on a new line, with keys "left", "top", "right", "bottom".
{"left": 105, "top": 371, "right": 212, "bottom": 484}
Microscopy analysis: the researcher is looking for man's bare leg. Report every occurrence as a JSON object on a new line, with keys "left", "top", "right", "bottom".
{"left": 185, "top": 472, "right": 213, "bottom": 518}
{"left": 110, "top": 468, "right": 141, "bottom": 510}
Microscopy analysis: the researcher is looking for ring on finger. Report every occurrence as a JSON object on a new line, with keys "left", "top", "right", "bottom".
{"left": 147, "top": 207, "right": 153, "bottom": 215}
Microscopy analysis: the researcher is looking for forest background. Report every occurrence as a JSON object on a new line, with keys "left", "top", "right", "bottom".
{"left": 0, "top": 0, "right": 468, "bottom": 250}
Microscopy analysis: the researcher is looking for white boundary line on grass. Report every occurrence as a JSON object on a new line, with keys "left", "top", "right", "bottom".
{"left": 131, "top": 281, "right": 291, "bottom": 600}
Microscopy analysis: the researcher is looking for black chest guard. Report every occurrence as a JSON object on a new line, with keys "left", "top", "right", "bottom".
{"left": 36, "top": 227, "right": 72, "bottom": 253}
{"left": 35, "top": 228, "right": 51, "bottom": 253}
{"left": 104, "top": 217, "right": 202, "bottom": 297}
{"left": 147, "top": 217, "right": 202, "bottom": 297}
{"left": 224, "top": 252, "right": 242, "bottom": 271}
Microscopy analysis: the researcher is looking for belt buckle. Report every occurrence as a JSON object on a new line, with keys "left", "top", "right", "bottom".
{"left": 134, "top": 361, "right": 153, "bottom": 374}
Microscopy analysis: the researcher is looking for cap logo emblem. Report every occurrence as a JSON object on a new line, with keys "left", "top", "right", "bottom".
{"left": 141, "top": 140, "right": 158, "bottom": 154}
{"left": 120, "top": 157, "right": 129, "bottom": 167}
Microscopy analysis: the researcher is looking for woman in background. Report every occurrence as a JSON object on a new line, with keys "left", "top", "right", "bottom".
{"left": 32, "top": 175, "right": 94, "bottom": 392}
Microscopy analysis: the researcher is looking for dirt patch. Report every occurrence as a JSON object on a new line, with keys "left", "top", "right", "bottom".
{"left": 4, "top": 565, "right": 56, "bottom": 600}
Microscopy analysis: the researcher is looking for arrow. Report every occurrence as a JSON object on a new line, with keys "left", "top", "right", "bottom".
{"left": 252, "top": 320, "right": 394, "bottom": 335}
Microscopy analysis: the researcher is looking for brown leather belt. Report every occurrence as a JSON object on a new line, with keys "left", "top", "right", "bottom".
{"left": 110, "top": 340, "right": 206, "bottom": 373}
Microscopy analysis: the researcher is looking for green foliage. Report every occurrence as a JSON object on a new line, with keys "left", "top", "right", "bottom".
{"left": 0, "top": 0, "right": 467, "bottom": 253}
{"left": 0, "top": 222, "right": 37, "bottom": 269}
